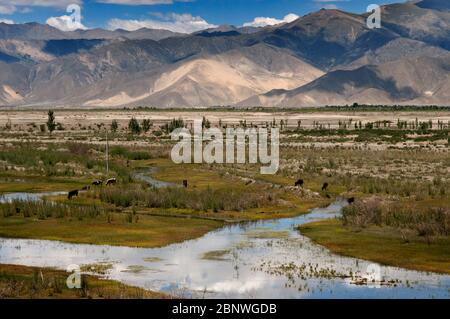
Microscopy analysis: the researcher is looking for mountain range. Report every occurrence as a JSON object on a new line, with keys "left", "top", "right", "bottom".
{"left": 0, "top": 0, "right": 449, "bottom": 108}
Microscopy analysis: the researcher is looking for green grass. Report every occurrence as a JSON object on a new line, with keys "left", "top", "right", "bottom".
{"left": 299, "top": 220, "right": 450, "bottom": 274}
{"left": 0, "top": 213, "right": 222, "bottom": 248}
{"left": 0, "top": 157, "right": 330, "bottom": 248}
{"left": 0, "top": 177, "right": 91, "bottom": 194}
{"left": 0, "top": 264, "right": 167, "bottom": 299}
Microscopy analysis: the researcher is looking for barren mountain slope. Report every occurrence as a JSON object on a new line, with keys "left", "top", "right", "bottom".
{"left": 240, "top": 54, "right": 450, "bottom": 107}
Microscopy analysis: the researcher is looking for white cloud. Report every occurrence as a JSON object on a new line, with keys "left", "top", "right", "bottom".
{"left": 0, "top": 0, "right": 79, "bottom": 5}
{"left": 98, "top": 0, "right": 173, "bottom": 4}
{"left": 0, "top": 4, "right": 16, "bottom": 15}
{"left": 322, "top": 4, "right": 338, "bottom": 9}
{"left": 0, "top": 1, "right": 81, "bottom": 14}
{"left": 313, "top": 0, "right": 349, "bottom": 9}
{"left": 243, "top": 13, "right": 299, "bottom": 28}
{"left": 46, "top": 15, "right": 87, "bottom": 31}
{"left": 0, "top": 18, "right": 14, "bottom": 24}
{"left": 108, "top": 13, "right": 216, "bottom": 33}
{"left": 97, "top": 0, "right": 194, "bottom": 4}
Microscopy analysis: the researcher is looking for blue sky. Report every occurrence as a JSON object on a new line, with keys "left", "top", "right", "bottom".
{"left": 0, "top": 0, "right": 405, "bottom": 32}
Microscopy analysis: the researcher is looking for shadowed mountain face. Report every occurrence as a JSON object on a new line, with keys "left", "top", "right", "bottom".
{"left": 379, "top": 2, "right": 450, "bottom": 50}
{"left": 415, "top": 0, "right": 450, "bottom": 11}
{"left": 0, "top": 23, "right": 183, "bottom": 41}
{"left": 252, "top": 9, "right": 398, "bottom": 70}
{"left": 0, "top": 0, "right": 449, "bottom": 107}
{"left": 241, "top": 54, "right": 450, "bottom": 107}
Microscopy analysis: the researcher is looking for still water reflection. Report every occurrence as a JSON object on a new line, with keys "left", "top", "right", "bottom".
{"left": 1, "top": 200, "right": 449, "bottom": 298}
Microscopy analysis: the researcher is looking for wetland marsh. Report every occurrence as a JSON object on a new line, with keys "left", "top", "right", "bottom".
{"left": 0, "top": 109, "right": 449, "bottom": 298}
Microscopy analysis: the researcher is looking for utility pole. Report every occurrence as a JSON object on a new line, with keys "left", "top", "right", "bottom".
{"left": 106, "top": 128, "right": 109, "bottom": 176}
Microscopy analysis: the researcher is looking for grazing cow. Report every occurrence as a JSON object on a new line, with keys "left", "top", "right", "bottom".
{"left": 106, "top": 178, "right": 117, "bottom": 186}
{"left": 68, "top": 190, "right": 79, "bottom": 200}
{"left": 81, "top": 185, "right": 90, "bottom": 191}
{"left": 92, "top": 180, "right": 103, "bottom": 186}
{"left": 347, "top": 197, "right": 355, "bottom": 204}
{"left": 295, "top": 179, "right": 304, "bottom": 187}
{"left": 322, "top": 182, "right": 329, "bottom": 191}
{"left": 183, "top": 180, "right": 188, "bottom": 188}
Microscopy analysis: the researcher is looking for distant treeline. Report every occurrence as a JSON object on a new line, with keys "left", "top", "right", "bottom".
{"left": 123, "top": 104, "right": 450, "bottom": 113}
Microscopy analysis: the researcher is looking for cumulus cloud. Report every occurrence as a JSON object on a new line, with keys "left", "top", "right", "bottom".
{"left": 98, "top": 0, "right": 172, "bottom": 4}
{"left": 313, "top": 0, "right": 349, "bottom": 9}
{"left": 97, "top": 0, "right": 195, "bottom": 4}
{"left": 322, "top": 4, "right": 338, "bottom": 9}
{"left": 0, "top": 0, "right": 80, "bottom": 14}
{"left": 0, "top": 18, "right": 14, "bottom": 24}
{"left": 243, "top": 13, "right": 299, "bottom": 28}
{"left": 108, "top": 13, "right": 216, "bottom": 33}
{"left": 0, "top": 4, "right": 16, "bottom": 15}
{"left": 46, "top": 15, "right": 87, "bottom": 31}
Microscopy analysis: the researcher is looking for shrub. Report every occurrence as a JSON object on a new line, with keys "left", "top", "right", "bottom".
{"left": 342, "top": 199, "right": 450, "bottom": 237}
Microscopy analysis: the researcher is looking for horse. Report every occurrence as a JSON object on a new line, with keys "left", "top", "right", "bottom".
{"left": 81, "top": 185, "right": 90, "bottom": 191}
{"left": 68, "top": 190, "right": 79, "bottom": 200}
{"left": 322, "top": 182, "right": 329, "bottom": 191}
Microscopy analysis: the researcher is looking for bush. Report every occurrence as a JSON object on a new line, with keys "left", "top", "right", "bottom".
{"left": 99, "top": 185, "right": 275, "bottom": 212}
{"left": 0, "top": 200, "right": 103, "bottom": 220}
{"left": 343, "top": 199, "right": 450, "bottom": 237}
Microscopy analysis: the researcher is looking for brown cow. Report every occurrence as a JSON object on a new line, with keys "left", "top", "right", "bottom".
{"left": 295, "top": 179, "right": 304, "bottom": 187}
{"left": 106, "top": 178, "right": 117, "bottom": 186}
{"left": 92, "top": 180, "right": 103, "bottom": 186}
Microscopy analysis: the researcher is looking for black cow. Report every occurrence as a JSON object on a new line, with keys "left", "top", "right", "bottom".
{"left": 92, "top": 180, "right": 103, "bottom": 186}
{"left": 347, "top": 197, "right": 355, "bottom": 204}
{"left": 322, "top": 182, "right": 329, "bottom": 191}
{"left": 68, "top": 190, "right": 79, "bottom": 200}
{"left": 183, "top": 180, "right": 188, "bottom": 188}
{"left": 295, "top": 179, "right": 304, "bottom": 187}
{"left": 106, "top": 178, "right": 117, "bottom": 186}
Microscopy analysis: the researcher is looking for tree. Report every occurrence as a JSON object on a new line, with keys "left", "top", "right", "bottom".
{"left": 47, "top": 110, "right": 56, "bottom": 133}
{"left": 111, "top": 120, "right": 118, "bottom": 133}
{"left": 202, "top": 116, "right": 211, "bottom": 129}
{"left": 128, "top": 117, "right": 141, "bottom": 134}
{"left": 142, "top": 119, "right": 152, "bottom": 133}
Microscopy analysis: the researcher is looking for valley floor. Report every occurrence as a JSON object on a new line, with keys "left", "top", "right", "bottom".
{"left": 299, "top": 220, "right": 450, "bottom": 275}
{"left": 0, "top": 109, "right": 449, "bottom": 292}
